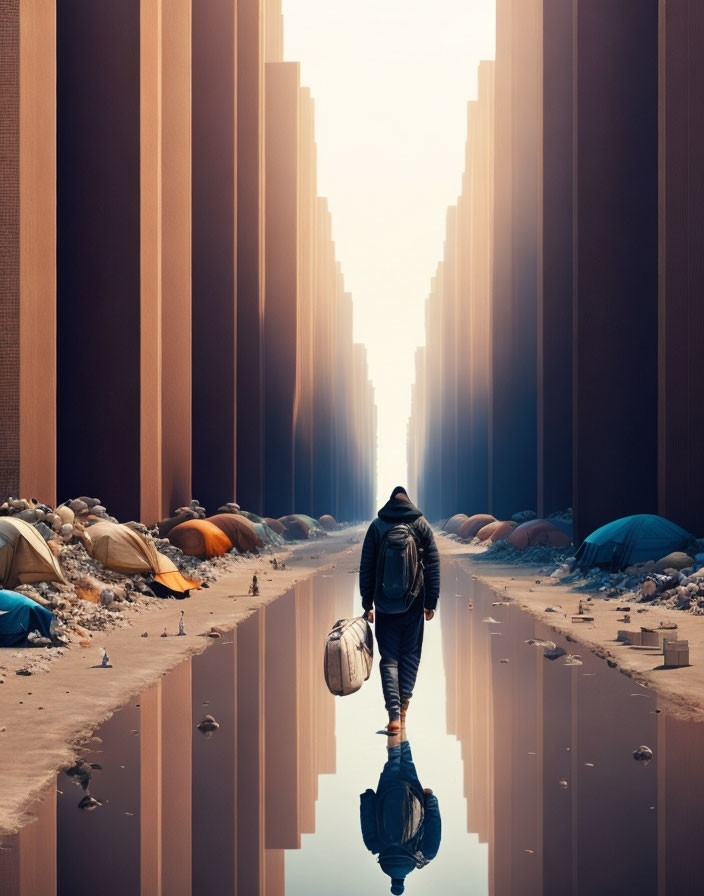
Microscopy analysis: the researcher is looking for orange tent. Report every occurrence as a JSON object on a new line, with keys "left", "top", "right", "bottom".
{"left": 207, "top": 514, "right": 264, "bottom": 553}
{"left": 444, "top": 514, "right": 468, "bottom": 535}
{"left": 168, "top": 519, "right": 233, "bottom": 557}
{"left": 477, "top": 520, "right": 516, "bottom": 543}
{"left": 459, "top": 514, "right": 497, "bottom": 540}
{"left": 508, "top": 520, "right": 572, "bottom": 549}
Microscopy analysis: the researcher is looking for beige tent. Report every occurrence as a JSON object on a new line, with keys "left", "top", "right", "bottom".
{"left": 87, "top": 521, "right": 200, "bottom": 593}
{"left": 0, "top": 517, "right": 66, "bottom": 589}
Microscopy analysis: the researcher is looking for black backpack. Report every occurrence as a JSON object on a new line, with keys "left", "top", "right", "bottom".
{"left": 375, "top": 522, "right": 422, "bottom": 613}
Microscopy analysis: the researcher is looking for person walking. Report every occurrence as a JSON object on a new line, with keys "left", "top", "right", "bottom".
{"left": 360, "top": 733, "right": 441, "bottom": 894}
{"left": 359, "top": 486, "right": 440, "bottom": 733}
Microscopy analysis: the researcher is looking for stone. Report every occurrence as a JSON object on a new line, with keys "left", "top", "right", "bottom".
{"left": 68, "top": 499, "right": 89, "bottom": 514}
{"left": 625, "top": 560, "right": 656, "bottom": 577}
{"left": 655, "top": 552, "right": 694, "bottom": 573}
{"left": 633, "top": 745, "right": 653, "bottom": 763}
{"left": 640, "top": 580, "right": 657, "bottom": 599}
{"left": 197, "top": 714, "right": 220, "bottom": 734}
{"left": 99, "top": 589, "right": 116, "bottom": 608}
{"left": 33, "top": 522, "right": 55, "bottom": 542}
{"left": 60, "top": 523, "right": 74, "bottom": 539}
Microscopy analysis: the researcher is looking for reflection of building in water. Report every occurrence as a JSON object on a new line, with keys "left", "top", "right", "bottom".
{"left": 0, "top": 786, "right": 56, "bottom": 895}
{"left": 443, "top": 567, "right": 665, "bottom": 896}
{"left": 150, "top": 575, "right": 339, "bottom": 896}
{"left": 657, "top": 713, "right": 704, "bottom": 895}
{"left": 0, "top": 576, "right": 344, "bottom": 895}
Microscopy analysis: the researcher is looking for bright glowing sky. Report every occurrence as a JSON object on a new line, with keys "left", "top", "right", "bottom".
{"left": 282, "top": 0, "right": 496, "bottom": 511}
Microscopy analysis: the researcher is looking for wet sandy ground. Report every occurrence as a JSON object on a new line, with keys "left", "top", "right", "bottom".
{"left": 439, "top": 535, "right": 704, "bottom": 722}
{"left": 0, "top": 527, "right": 364, "bottom": 834}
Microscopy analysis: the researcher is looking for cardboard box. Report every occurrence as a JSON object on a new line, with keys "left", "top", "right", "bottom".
{"left": 617, "top": 630, "right": 642, "bottom": 646}
{"left": 663, "top": 639, "right": 689, "bottom": 668}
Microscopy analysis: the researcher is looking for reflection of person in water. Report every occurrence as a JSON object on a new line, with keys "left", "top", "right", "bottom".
{"left": 360, "top": 734, "right": 441, "bottom": 894}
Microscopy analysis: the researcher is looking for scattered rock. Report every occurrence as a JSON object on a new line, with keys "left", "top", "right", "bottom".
{"left": 197, "top": 714, "right": 220, "bottom": 735}
{"left": 655, "top": 553, "right": 694, "bottom": 573}
{"left": 633, "top": 745, "right": 654, "bottom": 764}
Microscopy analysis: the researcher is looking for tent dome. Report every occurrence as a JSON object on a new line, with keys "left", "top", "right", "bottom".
{"left": 169, "top": 519, "right": 233, "bottom": 558}
{"left": 575, "top": 514, "right": 690, "bottom": 571}
{"left": 0, "top": 518, "right": 66, "bottom": 590}
{"left": 0, "top": 589, "right": 55, "bottom": 646}
{"left": 477, "top": 520, "right": 516, "bottom": 542}
{"left": 508, "top": 519, "right": 572, "bottom": 549}
{"left": 459, "top": 514, "right": 496, "bottom": 540}
{"left": 444, "top": 514, "right": 468, "bottom": 535}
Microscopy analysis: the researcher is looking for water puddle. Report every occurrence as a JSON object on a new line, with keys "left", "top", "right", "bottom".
{"left": 2, "top": 560, "right": 704, "bottom": 894}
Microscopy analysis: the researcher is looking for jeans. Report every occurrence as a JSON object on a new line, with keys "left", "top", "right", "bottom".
{"left": 375, "top": 602, "right": 425, "bottom": 720}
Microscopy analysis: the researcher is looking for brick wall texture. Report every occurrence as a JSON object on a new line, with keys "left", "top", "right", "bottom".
{"left": 0, "top": 0, "right": 20, "bottom": 502}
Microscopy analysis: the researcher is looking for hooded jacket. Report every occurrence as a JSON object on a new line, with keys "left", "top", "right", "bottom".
{"left": 359, "top": 489, "right": 440, "bottom": 613}
{"left": 360, "top": 740, "right": 442, "bottom": 891}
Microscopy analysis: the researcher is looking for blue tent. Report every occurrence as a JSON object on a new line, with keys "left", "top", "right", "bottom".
{"left": 0, "top": 589, "right": 55, "bottom": 647}
{"left": 574, "top": 514, "right": 691, "bottom": 571}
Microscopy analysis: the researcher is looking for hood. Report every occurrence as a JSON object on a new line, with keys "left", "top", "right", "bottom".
{"left": 378, "top": 496, "right": 423, "bottom": 524}
{"left": 379, "top": 849, "right": 415, "bottom": 882}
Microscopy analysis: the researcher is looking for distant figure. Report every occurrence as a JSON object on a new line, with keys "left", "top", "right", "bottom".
{"left": 360, "top": 734, "right": 441, "bottom": 894}
{"left": 249, "top": 574, "right": 259, "bottom": 596}
{"left": 272, "top": 557, "right": 279, "bottom": 570}
{"left": 360, "top": 486, "right": 439, "bottom": 733}
{"left": 178, "top": 611, "right": 186, "bottom": 636}
{"left": 161, "top": 627, "right": 168, "bottom": 638}
{"left": 100, "top": 648, "right": 110, "bottom": 668}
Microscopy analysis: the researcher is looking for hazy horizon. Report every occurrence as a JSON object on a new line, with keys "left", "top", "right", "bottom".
{"left": 282, "top": 0, "right": 496, "bottom": 510}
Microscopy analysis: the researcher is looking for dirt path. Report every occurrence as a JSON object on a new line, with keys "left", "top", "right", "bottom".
{"left": 438, "top": 534, "right": 704, "bottom": 722}
{"left": 0, "top": 528, "right": 363, "bottom": 834}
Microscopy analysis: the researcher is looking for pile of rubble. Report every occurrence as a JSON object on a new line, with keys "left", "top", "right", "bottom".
{"left": 0, "top": 495, "right": 258, "bottom": 642}
{"left": 542, "top": 550, "right": 704, "bottom": 616}
{"left": 474, "top": 540, "right": 573, "bottom": 567}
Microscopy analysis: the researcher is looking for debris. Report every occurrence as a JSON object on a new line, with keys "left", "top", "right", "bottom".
{"left": 197, "top": 714, "right": 220, "bottom": 736}
{"left": 483, "top": 617, "right": 500, "bottom": 624}
{"left": 633, "top": 745, "right": 654, "bottom": 764}
{"left": 544, "top": 647, "right": 567, "bottom": 661}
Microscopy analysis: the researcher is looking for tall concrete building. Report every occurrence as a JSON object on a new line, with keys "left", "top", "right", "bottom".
{"left": 0, "top": 0, "right": 56, "bottom": 510}
{"left": 192, "top": 0, "right": 238, "bottom": 515}
{"left": 538, "top": 0, "right": 573, "bottom": 519}
{"left": 1, "top": 0, "right": 376, "bottom": 525}
{"left": 657, "top": 0, "right": 704, "bottom": 536}
{"left": 571, "top": 0, "right": 659, "bottom": 542}
{"left": 490, "top": 0, "right": 540, "bottom": 521}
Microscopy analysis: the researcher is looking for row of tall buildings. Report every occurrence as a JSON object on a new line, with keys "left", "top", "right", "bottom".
{"left": 0, "top": 0, "right": 376, "bottom": 525}
{"left": 408, "top": 0, "right": 704, "bottom": 543}
{"left": 0, "top": 574, "right": 345, "bottom": 894}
